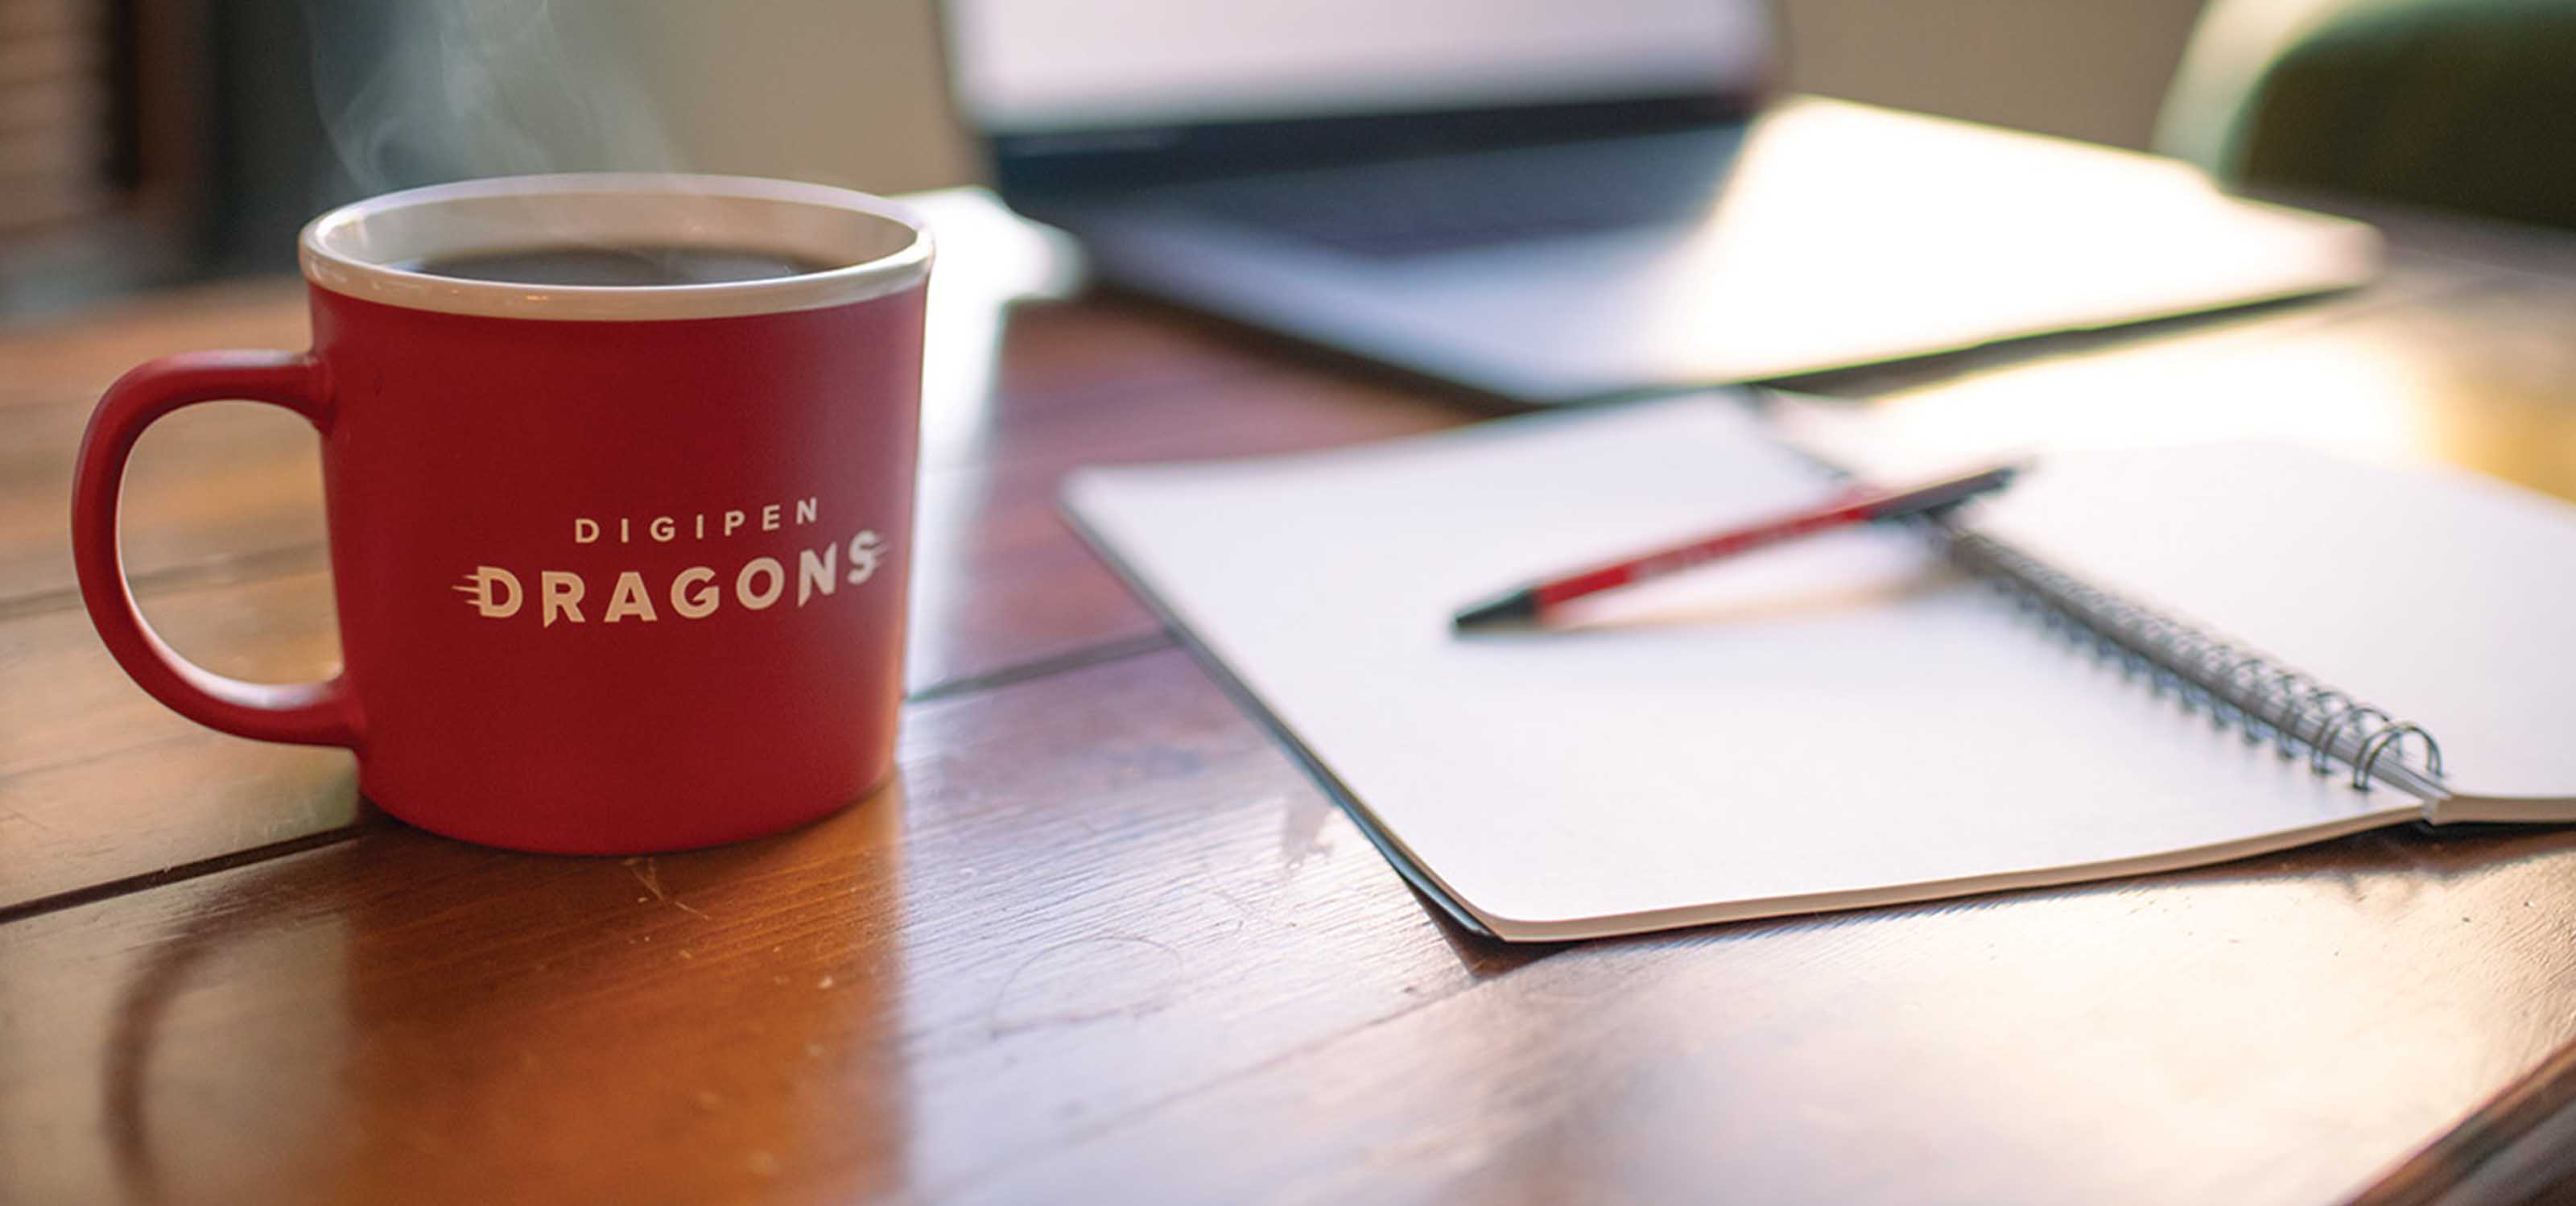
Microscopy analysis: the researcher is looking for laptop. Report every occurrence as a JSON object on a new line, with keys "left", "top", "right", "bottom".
{"left": 939, "top": 0, "right": 2383, "bottom": 405}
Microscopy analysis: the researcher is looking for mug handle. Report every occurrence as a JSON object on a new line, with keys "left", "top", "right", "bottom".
{"left": 70, "top": 350, "right": 361, "bottom": 749}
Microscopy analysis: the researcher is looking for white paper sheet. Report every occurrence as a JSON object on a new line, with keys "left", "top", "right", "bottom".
{"left": 1960, "top": 442, "right": 2576, "bottom": 808}
{"left": 1067, "top": 398, "right": 2420, "bottom": 940}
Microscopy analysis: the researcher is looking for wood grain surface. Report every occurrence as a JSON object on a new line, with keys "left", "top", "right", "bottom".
{"left": 0, "top": 281, "right": 1468, "bottom": 912}
{"left": 10, "top": 655, "right": 2576, "bottom": 1205}
{"left": 7, "top": 196, "right": 2576, "bottom": 1204}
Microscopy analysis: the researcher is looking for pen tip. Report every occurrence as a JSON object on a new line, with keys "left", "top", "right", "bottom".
{"left": 1452, "top": 589, "right": 1542, "bottom": 634}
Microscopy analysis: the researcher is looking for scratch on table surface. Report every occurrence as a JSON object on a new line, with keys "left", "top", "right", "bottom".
{"left": 985, "top": 935, "right": 1185, "bottom": 1036}
{"left": 1199, "top": 882, "right": 1281, "bottom": 929}
{"left": 623, "top": 856, "right": 708, "bottom": 918}
{"left": 625, "top": 857, "right": 665, "bottom": 899}
{"left": 0, "top": 803, "right": 56, "bottom": 834}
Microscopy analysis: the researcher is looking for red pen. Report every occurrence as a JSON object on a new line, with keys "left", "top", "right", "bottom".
{"left": 1451, "top": 461, "right": 2025, "bottom": 631}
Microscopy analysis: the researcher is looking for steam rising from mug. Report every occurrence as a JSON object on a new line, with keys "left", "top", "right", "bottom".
{"left": 306, "top": 0, "right": 677, "bottom": 195}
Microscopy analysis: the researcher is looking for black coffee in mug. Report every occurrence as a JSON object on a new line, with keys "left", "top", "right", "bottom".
{"left": 406, "top": 245, "right": 842, "bottom": 287}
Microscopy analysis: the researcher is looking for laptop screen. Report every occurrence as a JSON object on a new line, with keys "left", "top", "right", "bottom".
{"left": 946, "top": 0, "right": 1773, "bottom": 134}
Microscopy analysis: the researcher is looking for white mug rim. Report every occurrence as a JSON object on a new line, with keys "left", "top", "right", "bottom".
{"left": 298, "top": 173, "right": 934, "bottom": 322}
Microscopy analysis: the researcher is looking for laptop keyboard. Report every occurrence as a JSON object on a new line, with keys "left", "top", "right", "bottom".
{"left": 1176, "top": 132, "right": 1740, "bottom": 258}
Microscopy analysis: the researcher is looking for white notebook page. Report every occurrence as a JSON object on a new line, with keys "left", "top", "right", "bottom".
{"left": 1067, "top": 398, "right": 2414, "bottom": 939}
{"left": 1959, "top": 443, "right": 2576, "bottom": 808}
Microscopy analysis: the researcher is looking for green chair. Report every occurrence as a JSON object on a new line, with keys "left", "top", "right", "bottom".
{"left": 2159, "top": 0, "right": 2576, "bottom": 230}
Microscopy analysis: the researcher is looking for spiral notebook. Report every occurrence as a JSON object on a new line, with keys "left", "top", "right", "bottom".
{"left": 1063, "top": 396, "right": 2576, "bottom": 940}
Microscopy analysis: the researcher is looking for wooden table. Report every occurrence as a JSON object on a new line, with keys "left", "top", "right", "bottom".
{"left": 7, "top": 188, "right": 2576, "bottom": 1205}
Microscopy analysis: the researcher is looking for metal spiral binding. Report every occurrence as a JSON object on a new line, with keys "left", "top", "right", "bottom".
{"left": 1940, "top": 527, "right": 2448, "bottom": 801}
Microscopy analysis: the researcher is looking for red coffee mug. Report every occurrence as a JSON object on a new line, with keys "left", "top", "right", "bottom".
{"left": 71, "top": 174, "right": 932, "bottom": 853}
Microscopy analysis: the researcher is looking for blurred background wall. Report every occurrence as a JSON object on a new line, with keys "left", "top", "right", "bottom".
{"left": 598, "top": 0, "right": 2215, "bottom": 191}
{"left": 0, "top": 0, "right": 2231, "bottom": 314}
{"left": 1780, "top": 0, "right": 2211, "bottom": 151}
